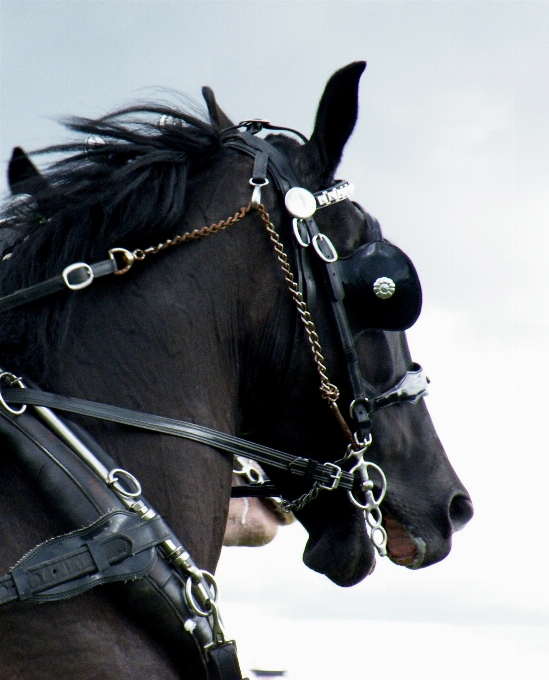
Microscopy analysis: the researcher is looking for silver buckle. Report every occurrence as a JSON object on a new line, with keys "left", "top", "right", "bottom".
{"left": 318, "top": 462, "right": 342, "bottom": 491}
{"left": 62, "top": 262, "right": 94, "bottom": 290}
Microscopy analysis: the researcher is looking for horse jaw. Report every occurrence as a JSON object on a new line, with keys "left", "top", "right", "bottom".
{"left": 299, "top": 500, "right": 376, "bottom": 587}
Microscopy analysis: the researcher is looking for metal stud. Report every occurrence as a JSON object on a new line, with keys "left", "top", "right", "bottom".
{"left": 284, "top": 187, "right": 317, "bottom": 219}
{"left": 373, "top": 277, "right": 396, "bottom": 300}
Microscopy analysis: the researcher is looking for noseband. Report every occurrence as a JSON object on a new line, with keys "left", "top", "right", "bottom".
{"left": 0, "top": 119, "right": 430, "bottom": 679}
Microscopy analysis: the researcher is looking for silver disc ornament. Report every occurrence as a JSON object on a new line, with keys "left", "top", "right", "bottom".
{"left": 284, "top": 187, "right": 317, "bottom": 219}
{"left": 373, "top": 277, "right": 396, "bottom": 300}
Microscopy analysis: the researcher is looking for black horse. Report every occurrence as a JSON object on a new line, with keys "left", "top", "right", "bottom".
{"left": 0, "top": 62, "right": 472, "bottom": 679}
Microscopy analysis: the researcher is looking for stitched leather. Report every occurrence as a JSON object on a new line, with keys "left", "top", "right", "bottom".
{"left": 0, "top": 409, "right": 223, "bottom": 679}
{"left": 0, "top": 511, "right": 170, "bottom": 606}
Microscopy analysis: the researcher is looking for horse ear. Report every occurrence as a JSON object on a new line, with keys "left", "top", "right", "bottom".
{"left": 202, "top": 86, "right": 234, "bottom": 131}
{"left": 305, "top": 61, "right": 366, "bottom": 183}
{"left": 8, "top": 147, "right": 49, "bottom": 194}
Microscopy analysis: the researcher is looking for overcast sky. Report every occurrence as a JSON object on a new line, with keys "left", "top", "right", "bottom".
{"left": 1, "top": 2, "right": 548, "bottom": 679}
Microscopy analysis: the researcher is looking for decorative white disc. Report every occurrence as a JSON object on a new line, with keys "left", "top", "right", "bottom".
{"left": 373, "top": 277, "right": 396, "bottom": 299}
{"left": 284, "top": 187, "right": 317, "bottom": 219}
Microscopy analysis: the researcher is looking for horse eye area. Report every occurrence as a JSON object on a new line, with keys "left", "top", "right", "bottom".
{"left": 448, "top": 494, "right": 474, "bottom": 532}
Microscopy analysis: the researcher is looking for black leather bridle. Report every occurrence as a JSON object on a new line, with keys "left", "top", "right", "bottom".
{"left": 0, "top": 120, "right": 430, "bottom": 679}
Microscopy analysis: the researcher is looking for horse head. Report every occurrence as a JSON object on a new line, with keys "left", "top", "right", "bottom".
{"left": 1, "top": 63, "right": 472, "bottom": 593}
{"left": 200, "top": 62, "right": 473, "bottom": 585}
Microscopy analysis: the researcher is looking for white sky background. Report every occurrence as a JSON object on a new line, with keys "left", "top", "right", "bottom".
{"left": 1, "top": 1, "right": 548, "bottom": 678}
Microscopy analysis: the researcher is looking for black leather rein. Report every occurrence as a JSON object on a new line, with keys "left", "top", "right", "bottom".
{"left": 1, "top": 385, "right": 353, "bottom": 493}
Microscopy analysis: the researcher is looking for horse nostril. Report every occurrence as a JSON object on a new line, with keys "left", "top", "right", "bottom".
{"left": 448, "top": 494, "right": 474, "bottom": 532}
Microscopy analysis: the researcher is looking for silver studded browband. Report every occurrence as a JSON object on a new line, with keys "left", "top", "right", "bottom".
{"left": 314, "top": 180, "right": 355, "bottom": 209}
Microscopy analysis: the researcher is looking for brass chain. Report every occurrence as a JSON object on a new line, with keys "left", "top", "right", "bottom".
{"left": 130, "top": 204, "right": 253, "bottom": 262}
{"left": 126, "top": 201, "right": 355, "bottom": 446}
{"left": 255, "top": 205, "right": 340, "bottom": 403}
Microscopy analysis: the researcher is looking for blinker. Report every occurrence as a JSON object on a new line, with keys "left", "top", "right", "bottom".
{"left": 337, "top": 240, "right": 422, "bottom": 333}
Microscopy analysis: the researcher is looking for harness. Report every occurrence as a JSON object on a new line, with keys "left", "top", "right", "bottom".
{"left": 0, "top": 121, "right": 428, "bottom": 679}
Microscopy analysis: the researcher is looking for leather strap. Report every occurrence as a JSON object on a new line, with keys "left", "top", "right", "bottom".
{"left": 0, "top": 511, "right": 170, "bottom": 606}
{"left": 230, "top": 483, "right": 278, "bottom": 498}
{"left": 2, "top": 387, "right": 355, "bottom": 492}
{"left": 208, "top": 643, "right": 244, "bottom": 680}
{"left": 0, "top": 257, "right": 118, "bottom": 314}
{"left": 0, "top": 405, "right": 236, "bottom": 679}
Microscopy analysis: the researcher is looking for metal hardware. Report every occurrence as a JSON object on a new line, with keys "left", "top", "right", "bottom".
{"left": 106, "top": 468, "right": 142, "bottom": 499}
{"left": 85, "top": 135, "right": 106, "bottom": 153}
{"left": 109, "top": 248, "right": 135, "bottom": 275}
{"left": 249, "top": 178, "right": 269, "bottom": 208}
{"left": 314, "top": 181, "right": 355, "bottom": 209}
{"left": 373, "top": 277, "right": 396, "bottom": 300}
{"left": 239, "top": 119, "right": 271, "bottom": 134}
{"left": 346, "top": 441, "right": 388, "bottom": 557}
{"left": 292, "top": 218, "right": 311, "bottom": 247}
{"left": 353, "top": 431, "right": 372, "bottom": 449}
{"left": 312, "top": 233, "right": 338, "bottom": 263}
{"left": 317, "top": 462, "right": 342, "bottom": 491}
{"left": 256, "top": 204, "right": 343, "bottom": 410}
{"left": 0, "top": 372, "right": 26, "bottom": 415}
{"left": 130, "top": 500, "right": 156, "bottom": 521}
{"left": 284, "top": 187, "right": 317, "bottom": 219}
{"left": 349, "top": 398, "right": 371, "bottom": 420}
{"left": 205, "top": 601, "right": 227, "bottom": 648}
{"left": 233, "top": 455, "right": 265, "bottom": 484}
{"left": 62, "top": 263, "right": 94, "bottom": 291}
{"left": 185, "top": 570, "right": 218, "bottom": 616}
{"left": 279, "top": 482, "right": 321, "bottom": 514}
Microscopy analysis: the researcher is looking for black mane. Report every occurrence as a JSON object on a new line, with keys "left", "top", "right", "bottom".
{"left": 0, "top": 103, "right": 222, "bottom": 383}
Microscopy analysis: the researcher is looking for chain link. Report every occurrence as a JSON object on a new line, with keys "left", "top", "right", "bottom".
{"left": 123, "top": 200, "right": 354, "bottom": 446}
{"left": 279, "top": 482, "right": 321, "bottom": 513}
{"left": 255, "top": 205, "right": 341, "bottom": 403}
{"left": 131, "top": 204, "right": 253, "bottom": 262}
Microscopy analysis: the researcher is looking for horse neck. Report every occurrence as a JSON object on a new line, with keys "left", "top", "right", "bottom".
{"left": 44, "top": 187, "right": 295, "bottom": 569}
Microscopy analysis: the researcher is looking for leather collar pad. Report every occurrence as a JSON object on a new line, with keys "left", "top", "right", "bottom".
{"left": 0, "top": 511, "right": 171, "bottom": 606}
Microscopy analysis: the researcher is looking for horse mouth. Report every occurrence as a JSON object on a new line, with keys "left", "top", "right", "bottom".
{"left": 260, "top": 496, "right": 295, "bottom": 525}
{"left": 383, "top": 515, "right": 426, "bottom": 569}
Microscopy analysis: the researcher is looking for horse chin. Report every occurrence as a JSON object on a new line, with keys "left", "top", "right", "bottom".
{"left": 223, "top": 497, "right": 294, "bottom": 548}
{"left": 384, "top": 515, "right": 427, "bottom": 569}
{"left": 301, "top": 510, "right": 376, "bottom": 587}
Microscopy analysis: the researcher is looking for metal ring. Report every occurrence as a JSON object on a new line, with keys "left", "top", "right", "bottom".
{"left": 353, "top": 431, "right": 372, "bottom": 450}
{"left": 312, "top": 233, "right": 338, "bottom": 263}
{"left": 233, "top": 456, "right": 264, "bottom": 484}
{"left": 106, "top": 468, "right": 142, "bottom": 498}
{"left": 249, "top": 178, "right": 269, "bottom": 188}
{"left": 292, "top": 218, "right": 311, "bottom": 247}
{"left": 0, "top": 372, "right": 26, "bottom": 416}
{"left": 347, "top": 460, "right": 387, "bottom": 510}
{"left": 185, "top": 571, "right": 218, "bottom": 617}
{"left": 366, "top": 506, "right": 383, "bottom": 529}
{"left": 349, "top": 398, "right": 371, "bottom": 421}
{"left": 62, "top": 263, "right": 94, "bottom": 291}
{"left": 109, "top": 248, "right": 135, "bottom": 276}
{"left": 370, "top": 525, "right": 388, "bottom": 556}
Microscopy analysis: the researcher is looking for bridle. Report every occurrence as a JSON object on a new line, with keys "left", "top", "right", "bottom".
{"left": 0, "top": 119, "right": 429, "bottom": 679}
